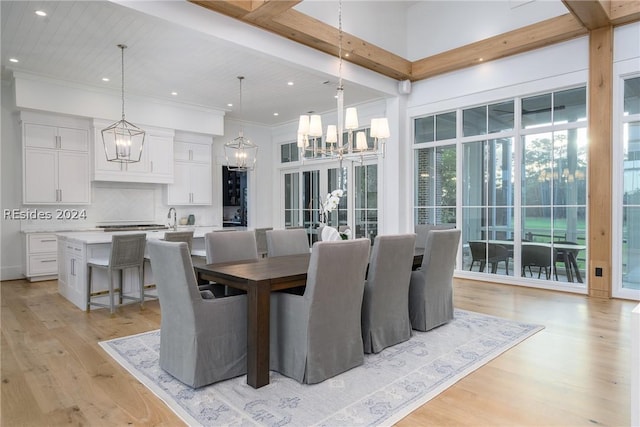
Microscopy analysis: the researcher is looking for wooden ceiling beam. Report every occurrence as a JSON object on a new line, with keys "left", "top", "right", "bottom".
{"left": 412, "top": 14, "right": 588, "bottom": 81}
{"left": 189, "top": 1, "right": 254, "bottom": 19}
{"left": 269, "top": 9, "right": 412, "bottom": 80}
{"left": 190, "top": 1, "right": 640, "bottom": 83}
{"left": 244, "top": 1, "right": 302, "bottom": 23}
{"left": 562, "top": 0, "right": 611, "bottom": 30}
{"left": 609, "top": 0, "right": 640, "bottom": 25}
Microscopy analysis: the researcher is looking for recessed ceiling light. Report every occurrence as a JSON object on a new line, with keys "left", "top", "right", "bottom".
{"left": 102, "top": 77, "right": 110, "bottom": 82}
{"left": 273, "top": 112, "right": 279, "bottom": 116}
{"left": 287, "top": 81, "right": 294, "bottom": 86}
{"left": 227, "top": 103, "right": 233, "bottom": 107}
{"left": 171, "top": 91, "right": 178, "bottom": 96}
{"left": 35, "top": 10, "right": 47, "bottom": 17}
{"left": 9, "top": 58, "right": 18, "bottom": 63}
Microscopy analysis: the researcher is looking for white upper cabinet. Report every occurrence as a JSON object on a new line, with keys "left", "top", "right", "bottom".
{"left": 167, "top": 140, "right": 212, "bottom": 205}
{"left": 92, "top": 119, "right": 174, "bottom": 184}
{"left": 22, "top": 112, "right": 91, "bottom": 205}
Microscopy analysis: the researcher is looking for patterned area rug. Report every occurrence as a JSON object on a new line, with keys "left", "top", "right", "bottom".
{"left": 100, "top": 309, "right": 543, "bottom": 426}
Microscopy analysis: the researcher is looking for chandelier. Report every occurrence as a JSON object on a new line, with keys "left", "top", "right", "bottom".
{"left": 224, "top": 76, "right": 258, "bottom": 171}
{"left": 101, "top": 44, "right": 145, "bottom": 163}
{"left": 297, "top": 0, "right": 389, "bottom": 161}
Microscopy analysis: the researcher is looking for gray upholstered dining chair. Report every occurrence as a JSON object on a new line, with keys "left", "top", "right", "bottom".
{"left": 414, "top": 224, "right": 454, "bottom": 249}
{"left": 266, "top": 228, "right": 309, "bottom": 257}
{"left": 147, "top": 240, "right": 247, "bottom": 388}
{"left": 86, "top": 233, "right": 146, "bottom": 314}
{"left": 409, "top": 228, "right": 461, "bottom": 332}
{"left": 204, "top": 230, "right": 259, "bottom": 296}
{"left": 269, "top": 238, "right": 371, "bottom": 384}
{"left": 361, "top": 233, "right": 416, "bottom": 353}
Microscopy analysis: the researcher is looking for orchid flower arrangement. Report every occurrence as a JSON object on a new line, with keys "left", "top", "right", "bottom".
{"left": 319, "top": 189, "right": 343, "bottom": 224}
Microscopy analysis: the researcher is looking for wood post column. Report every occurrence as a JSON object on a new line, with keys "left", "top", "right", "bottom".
{"left": 587, "top": 25, "right": 613, "bottom": 298}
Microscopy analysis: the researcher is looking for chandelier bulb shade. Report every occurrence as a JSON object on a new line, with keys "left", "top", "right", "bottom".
{"left": 295, "top": 0, "right": 389, "bottom": 161}
{"left": 101, "top": 44, "right": 145, "bottom": 163}
{"left": 224, "top": 76, "right": 258, "bottom": 171}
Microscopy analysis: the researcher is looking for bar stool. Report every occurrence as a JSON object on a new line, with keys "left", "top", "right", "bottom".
{"left": 86, "top": 233, "right": 146, "bottom": 314}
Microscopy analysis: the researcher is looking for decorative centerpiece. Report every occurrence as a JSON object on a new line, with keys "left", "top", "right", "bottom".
{"left": 320, "top": 189, "right": 343, "bottom": 225}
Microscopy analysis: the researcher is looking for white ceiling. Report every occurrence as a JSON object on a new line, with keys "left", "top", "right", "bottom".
{"left": 1, "top": 0, "right": 393, "bottom": 127}
{"left": 1, "top": 1, "right": 568, "bottom": 128}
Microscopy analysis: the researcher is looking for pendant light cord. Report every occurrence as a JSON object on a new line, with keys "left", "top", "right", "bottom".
{"left": 119, "top": 44, "right": 126, "bottom": 120}
{"left": 338, "top": 0, "right": 343, "bottom": 91}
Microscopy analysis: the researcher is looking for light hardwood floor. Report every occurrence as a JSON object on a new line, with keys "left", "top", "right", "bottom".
{"left": 1, "top": 278, "right": 636, "bottom": 426}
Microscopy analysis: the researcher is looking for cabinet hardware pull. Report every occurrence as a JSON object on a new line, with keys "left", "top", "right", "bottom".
{"left": 71, "top": 258, "right": 75, "bottom": 276}
{"left": 41, "top": 239, "right": 56, "bottom": 242}
{"left": 41, "top": 259, "right": 56, "bottom": 263}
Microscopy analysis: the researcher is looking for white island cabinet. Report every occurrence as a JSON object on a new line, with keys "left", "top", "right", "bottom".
{"left": 55, "top": 227, "right": 224, "bottom": 311}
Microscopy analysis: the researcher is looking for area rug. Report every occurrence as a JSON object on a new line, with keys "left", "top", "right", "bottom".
{"left": 100, "top": 309, "right": 543, "bottom": 426}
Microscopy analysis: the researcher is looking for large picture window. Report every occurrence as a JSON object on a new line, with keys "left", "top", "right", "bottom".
{"left": 620, "top": 76, "right": 640, "bottom": 296}
{"left": 414, "top": 86, "right": 587, "bottom": 289}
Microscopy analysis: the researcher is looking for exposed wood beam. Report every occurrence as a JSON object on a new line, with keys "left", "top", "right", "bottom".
{"left": 190, "top": 1, "right": 640, "bottom": 82}
{"left": 412, "top": 14, "right": 587, "bottom": 81}
{"left": 189, "top": 1, "right": 254, "bottom": 19}
{"left": 562, "top": 0, "right": 611, "bottom": 30}
{"left": 189, "top": 0, "right": 412, "bottom": 81}
{"left": 609, "top": 0, "right": 640, "bottom": 25}
{"left": 244, "top": 1, "right": 302, "bottom": 23}
{"left": 268, "top": 9, "right": 412, "bottom": 80}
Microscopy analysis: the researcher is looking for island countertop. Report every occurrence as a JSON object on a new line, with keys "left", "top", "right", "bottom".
{"left": 55, "top": 226, "right": 242, "bottom": 244}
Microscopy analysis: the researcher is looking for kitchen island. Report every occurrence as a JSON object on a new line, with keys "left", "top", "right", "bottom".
{"left": 56, "top": 226, "right": 236, "bottom": 311}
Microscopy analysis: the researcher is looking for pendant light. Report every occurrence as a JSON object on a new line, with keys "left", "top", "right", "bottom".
{"left": 224, "top": 76, "right": 258, "bottom": 171}
{"left": 296, "top": 0, "right": 389, "bottom": 161}
{"left": 101, "top": 44, "right": 145, "bottom": 163}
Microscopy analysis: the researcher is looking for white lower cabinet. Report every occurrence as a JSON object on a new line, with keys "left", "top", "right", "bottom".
{"left": 24, "top": 233, "right": 58, "bottom": 281}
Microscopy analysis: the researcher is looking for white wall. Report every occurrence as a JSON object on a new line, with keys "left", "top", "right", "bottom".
{"left": 406, "top": 0, "right": 568, "bottom": 60}
{"left": 408, "top": 36, "right": 590, "bottom": 117}
{"left": 294, "top": 1, "right": 409, "bottom": 58}
{"left": 1, "top": 78, "right": 24, "bottom": 280}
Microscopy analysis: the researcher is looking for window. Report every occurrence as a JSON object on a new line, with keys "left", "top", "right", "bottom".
{"left": 283, "top": 172, "right": 300, "bottom": 227}
{"left": 620, "top": 76, "right": 640, "bottom": 295}
{"left": 414, "top": 145, "right": 456, "bottom": 225}
{"left": 355, "top": 163, "right": 378, "bottom": 243}
{"left": 415, "top": 111, "right": 456, "bottom": 143}
{"left": 280, "top": 142, "right": 299, "bottom": 163}
{"left": 414, "top": 86, "right": 587, "bottom": 288}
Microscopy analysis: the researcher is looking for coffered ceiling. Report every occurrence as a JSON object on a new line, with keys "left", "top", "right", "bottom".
{"left": 1, "top": 1, "right": 638, "bottom": 128}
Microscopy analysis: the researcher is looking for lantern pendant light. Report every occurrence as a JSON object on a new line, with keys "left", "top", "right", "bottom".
{"left": 224, "top": 76, "right": 258, "bottom": 171}
{"left": 101, "top": 44, "right": 145, "bottom": 163}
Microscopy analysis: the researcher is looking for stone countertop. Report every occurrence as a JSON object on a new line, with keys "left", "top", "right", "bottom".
{"left": 55, "top": 226, "right": 240, "bottom": 244}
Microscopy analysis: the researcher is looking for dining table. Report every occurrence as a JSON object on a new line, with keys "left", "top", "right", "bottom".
{"left": 193, "top": 248, "right": 425, "bottom": 388}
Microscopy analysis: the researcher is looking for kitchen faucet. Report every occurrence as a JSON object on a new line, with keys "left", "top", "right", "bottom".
{"left": 167, "top": 207, "right": 177, "bottom": 230}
